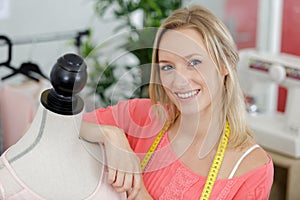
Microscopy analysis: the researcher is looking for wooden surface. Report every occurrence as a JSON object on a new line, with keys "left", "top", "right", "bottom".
{"left": 267, "top": 149, "right": 300, "bottom": 200}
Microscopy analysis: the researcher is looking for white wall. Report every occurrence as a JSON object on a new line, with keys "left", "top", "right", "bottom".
{"left": 0, "top": 0, "right": 118, "bottom": 81}
{"left": 183, "top": 0, "right": 226, "bottom": 19}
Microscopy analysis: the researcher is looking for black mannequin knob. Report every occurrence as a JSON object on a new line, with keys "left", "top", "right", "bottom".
{"left": 41, "top": 53, "right": 87, "bottom": 115}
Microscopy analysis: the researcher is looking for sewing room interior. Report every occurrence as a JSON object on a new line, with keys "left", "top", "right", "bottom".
{"left": 0, "top": 0, "right": 300, "bottom": 199}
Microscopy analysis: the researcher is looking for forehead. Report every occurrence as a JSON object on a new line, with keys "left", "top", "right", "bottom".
{"left": 158, "top": 28, "right": 207, "bottom": 57}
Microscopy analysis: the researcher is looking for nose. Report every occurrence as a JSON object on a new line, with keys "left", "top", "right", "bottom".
{"left": 173, "top": 68, "right": 192, "bottom": 89}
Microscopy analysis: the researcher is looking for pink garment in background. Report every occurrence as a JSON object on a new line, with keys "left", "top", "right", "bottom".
{"left": 0, "top": 80, "right": 48, "bottom": 151}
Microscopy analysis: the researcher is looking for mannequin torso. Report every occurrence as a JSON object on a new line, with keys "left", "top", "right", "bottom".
{"left": 0, "top": 53, "right": 126, "bottom": 200}
{"left": 6, "top": 103, "right": 101, "bottom": 198}
{"left": 0, "top": 103, "right": 125, "bottom": 199}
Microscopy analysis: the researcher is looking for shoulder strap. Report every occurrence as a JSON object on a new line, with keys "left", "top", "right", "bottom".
{"left": 228, "top": 144, "right": 260, "bottom": 179}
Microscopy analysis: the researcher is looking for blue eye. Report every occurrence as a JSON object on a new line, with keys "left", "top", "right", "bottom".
{"left": 189, "top": 59, "right": 201, "bottom": 67}
{"left": 160, "top": 65, "right": 173, "bottom": 71}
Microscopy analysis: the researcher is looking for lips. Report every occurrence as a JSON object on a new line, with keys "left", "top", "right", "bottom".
{"left": 175, "top": 89, "right": 200, "bottom": 99}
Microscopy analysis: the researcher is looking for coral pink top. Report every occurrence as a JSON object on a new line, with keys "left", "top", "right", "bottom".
{"left": 83, "top": 99, "right": 274, "bottom": 200}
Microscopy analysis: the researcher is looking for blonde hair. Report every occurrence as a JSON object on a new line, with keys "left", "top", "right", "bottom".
{"left": 149, "top": 5, "right": 252, "bottom": 149}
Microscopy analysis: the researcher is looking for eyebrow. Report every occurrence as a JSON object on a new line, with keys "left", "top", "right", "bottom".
{"left": 184, "top": 53, "right": 203, "bottom": 59}
{"left": 158, "top": 53, "right": 204, "bottom": 63}
{"left": 158, "top": 60, "right": 171, "bottom": 64}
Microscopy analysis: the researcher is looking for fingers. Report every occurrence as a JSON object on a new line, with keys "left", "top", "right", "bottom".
{"left": 108, "top": 169, "right": 142, "bottom": 199}
{"left": 107, "top": 169, "right": 133, "bottom": 192}
{"left": 127, "top": 174, "right": 142, "bottom": 200}
{"left": 112, "top": 171, "right": 126, "bottom": 192}
{"left": 122, "top": 173, "right": 134, "bottom": 191}
{"left": 107, "top": 168, "right": 117, "bottom": 184}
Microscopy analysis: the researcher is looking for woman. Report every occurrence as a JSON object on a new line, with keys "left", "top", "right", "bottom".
{"left": 81, "top": 5, "right": 273, "bottom": 200}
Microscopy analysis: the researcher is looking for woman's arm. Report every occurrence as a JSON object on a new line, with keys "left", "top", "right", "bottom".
{"left": 80, "top": 122, "right": 142, "bottom": 200}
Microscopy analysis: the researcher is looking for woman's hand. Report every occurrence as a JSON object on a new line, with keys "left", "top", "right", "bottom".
{"left": 102, "top": 125, "right": 142, "bottom": 199}
{"left": 80, "top": 122, "right": 142, "bottom": 199}
{"left": 126, "top": 180, "right": 153, "bottom": 200}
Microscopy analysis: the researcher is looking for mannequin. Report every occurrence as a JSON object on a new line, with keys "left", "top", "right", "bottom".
{"left": 0, "top": 54, "right": 126, "bottom": 200}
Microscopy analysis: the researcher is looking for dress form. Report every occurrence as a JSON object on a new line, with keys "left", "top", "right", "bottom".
{"left": 0, "top": 54, "right": 125, "bottom": 199}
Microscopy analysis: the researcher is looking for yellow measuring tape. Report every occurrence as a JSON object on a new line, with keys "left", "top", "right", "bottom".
{"left": 140, "top": 122, "right": 170, "bottom": 171}
{"left": 141, "top": 120, "right": 231, "bottom": 200}
{"left": 200, "top": 120, "right": 230, "bottom": 200}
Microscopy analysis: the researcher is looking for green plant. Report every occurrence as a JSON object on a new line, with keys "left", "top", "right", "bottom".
{"left": 82, "top": 0, "right": 182, "bottom": 107}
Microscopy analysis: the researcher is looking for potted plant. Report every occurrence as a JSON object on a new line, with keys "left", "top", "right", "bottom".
{"left": 80, "top": 0, "right": 182, "bottom": 107}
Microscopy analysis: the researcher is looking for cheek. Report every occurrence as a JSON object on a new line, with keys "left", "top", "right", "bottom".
{"left": 161, "top": 82, "right": 175, "bottom": 100}
{"left": 193, "top": 69, "right": 210, "bottom": 90}
{"left": 204, "top": 74, "right": 224, "bottom": 99}
{"left": 160, "top": 73, "right": 176, "bottom": 101}
{"left": 160, "top": 72, "right": 174, "bottom": 88}
{"left": 195, "top": 66, "right": 220, "bottom": 88}
{"left": 163, "top": 86, "right": 180, "bottom": 107}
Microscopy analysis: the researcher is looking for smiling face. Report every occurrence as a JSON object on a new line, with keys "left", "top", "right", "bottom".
{"left": 149, "top": 6, "right": 249, "bottom": 151}
{"left": 157, "top": 28, "right": 226, "bottom": 116}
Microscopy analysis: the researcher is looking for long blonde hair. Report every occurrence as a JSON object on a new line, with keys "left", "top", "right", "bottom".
{"left": 149, "top": 5, "right": 252, "bottom": 149}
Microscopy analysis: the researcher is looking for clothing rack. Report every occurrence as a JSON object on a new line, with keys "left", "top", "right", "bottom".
{"left": 0, "top": 29, "right": 89, "bottom": 82}
{"left": 0, "top": 29, "right": 89, "bottom": 52}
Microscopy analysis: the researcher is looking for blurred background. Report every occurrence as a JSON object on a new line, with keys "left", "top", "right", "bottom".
{"left": 1, "top": 0, "right": 300, "bottom": 199}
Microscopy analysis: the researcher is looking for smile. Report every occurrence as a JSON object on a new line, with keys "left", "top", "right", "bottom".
{"left": 175, "top": 89, "right": 200, "bottom": 99}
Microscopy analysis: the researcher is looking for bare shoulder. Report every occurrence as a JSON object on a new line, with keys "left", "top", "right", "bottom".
{"left": 233, "top": 143, "right": 271, "bottom": 177}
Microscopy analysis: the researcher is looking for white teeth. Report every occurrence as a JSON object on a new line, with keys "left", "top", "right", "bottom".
{"left": 176, "top": 90, "right": 199, "bottom": 99}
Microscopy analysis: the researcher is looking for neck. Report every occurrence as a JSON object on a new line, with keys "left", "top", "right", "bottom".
{"left": 176, "top": 106, "right": 224, "bottom": 136}
{"left": 168, "top": 105, "right": 225, "bottom": 159}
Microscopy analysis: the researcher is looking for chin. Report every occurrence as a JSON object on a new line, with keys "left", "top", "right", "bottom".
{"left": 180, "top": 108, "right": 200, "bottom": 116}
{"left": 178, "top": 98, "right": 211, "bottom": 116}
{"left": 177, "top": 102, "right": 201, "bottom": 116}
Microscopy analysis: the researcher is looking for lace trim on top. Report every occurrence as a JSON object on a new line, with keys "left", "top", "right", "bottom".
{"left": 160, "top": 165, "right": 200, "bottom": 200}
